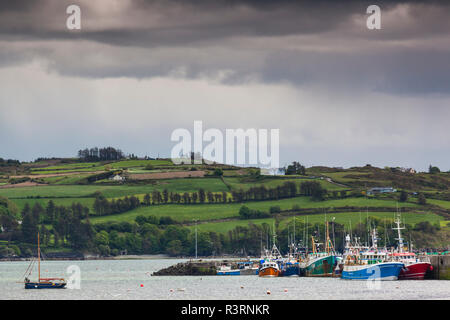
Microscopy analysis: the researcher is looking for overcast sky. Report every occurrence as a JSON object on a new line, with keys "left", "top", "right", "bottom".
{"left": 0, "top": 0, "right": 449, "bottom": 171}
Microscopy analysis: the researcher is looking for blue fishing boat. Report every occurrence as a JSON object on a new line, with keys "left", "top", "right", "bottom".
{"left": 280, "top": 261, "right": 300, "bottom": 276}
{"left": 341, "top": 262, "right": 404, "bottom": 280}
{"left": 341, "top": 230, "right": 404, "bottom": 281}
{"left": 23, "top": 233, "right": 66, "bottom": 289}
{"left": 216, "top": 265, "right": 241, "bottom": 275}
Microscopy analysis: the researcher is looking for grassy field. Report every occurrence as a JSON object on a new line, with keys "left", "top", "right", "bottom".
{"left": 223, "top": 176, "right": 347, "bottom": 191}
{"left": 28, "top": 160, "right": 174, "bottom": 175}
{"left": 0, "top": 177, "right": 229, "bottom": 199}
{"left": 89, "top": 196, "right": 420, "bottom": 224}
{"left": 426, "top": 199, "right": 450, "bottom": 209}
{"left": 12, "top": 197, "right": 96, "bottom": 212}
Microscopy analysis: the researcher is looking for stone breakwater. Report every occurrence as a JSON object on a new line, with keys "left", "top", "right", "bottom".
{"left": 152, "top": 259, "right": 257, "bottom": 276}
{"left": 424, "top": 254, "right": 450, "bottom": 280}
{"left": 152, "top": 260, "right": 218, "bottom": 276}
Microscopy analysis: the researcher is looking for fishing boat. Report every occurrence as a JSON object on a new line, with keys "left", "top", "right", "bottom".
{"left": 280, "top": 261, "right": 300, "bottom": 276}
{"left": 258, "top": 225, "right": 282, "bottom": 277}
{"left": 237, "top": 261, "right": 259, "bottom": 275}
{"left": 393, "top": 252, "right": 432, "bottom": 280}
{"left": 258, "top": 242, "right": 282, "bottom": 277}
{"left": 279, "top": 242, "right": 300, "bottom": 276}
{"left": 341, "top": 229, "right": 404, "bottom": 281}
{"left": 299, "top": 222, "right": 339, "bottom": 277}
{"left": 390, "top": 214, "right": 432, "bottom": 280}
{"left": 216, "top": 265, "right": 241, "bottom": 276}
{"left": 23, "top": 233, "right": 66, "bottom": 289}
{"left": 258, "top": 259, "right": 281, "bottom": 277}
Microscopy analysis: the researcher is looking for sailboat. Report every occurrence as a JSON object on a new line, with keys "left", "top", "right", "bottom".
{"left": 23, "top": 233, "right": 66, "bottom": 289}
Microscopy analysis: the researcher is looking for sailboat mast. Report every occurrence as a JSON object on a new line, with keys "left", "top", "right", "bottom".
{"left": 38, "top": 232, "right": 40, "bottom": 283}
{"left": 293, "top": 217, "right": 295, "bottom": 246}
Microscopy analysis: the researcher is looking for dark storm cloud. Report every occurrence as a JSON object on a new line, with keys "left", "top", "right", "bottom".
{"left": 0, "top": 0, "right": 449, "bottom": 94}
{"left": 1, "top": 0, "right": 445, "bottom": 44}
{"left": 261, "top": 49, "right": 450, "bottom": 94}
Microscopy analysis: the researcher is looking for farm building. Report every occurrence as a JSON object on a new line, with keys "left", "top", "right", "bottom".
{"left": 110, "top": 174, "right": 125, "bottom": 182}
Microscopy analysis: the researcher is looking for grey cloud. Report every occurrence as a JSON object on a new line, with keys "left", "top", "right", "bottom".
{"left": 0, "top": 0, "right": 449, "bottom": 95}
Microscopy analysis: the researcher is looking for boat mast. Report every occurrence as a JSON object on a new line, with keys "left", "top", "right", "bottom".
{"left": 305, "top": 216, "right": 308, "bottom": 254}
{"left": 38, "top": 232, "right": 40, "bottom": 283}
{"left": 393, "top": 211, "right": 405, "bottom": 253}
{"left": 293, "top": 217, "right": 295, "bottom": 247}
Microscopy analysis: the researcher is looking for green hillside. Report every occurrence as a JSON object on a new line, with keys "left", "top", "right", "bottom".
{"left": 0, "top": 158, "right": 449, "bottom": 257}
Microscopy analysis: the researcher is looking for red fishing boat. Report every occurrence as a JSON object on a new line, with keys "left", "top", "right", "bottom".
{"left": 391, "top": 252, "right": 432, "bottom": 280}
{"left": 390, "top": 212, "right": 432, "bottom": 280}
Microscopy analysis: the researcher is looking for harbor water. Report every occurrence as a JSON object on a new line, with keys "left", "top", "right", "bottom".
{"left": 0, "top": 259, "right": 449, "bottom": 300}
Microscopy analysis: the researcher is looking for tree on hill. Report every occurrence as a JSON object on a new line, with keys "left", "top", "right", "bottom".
{"left": 198, "top": 189, "right": 206, "bottom": 204}
{"left": 285, "top": 161, "right": 306, "bottom": 175}
{"left": 0, "top": 197, "right": 20, "bottom": 244}
{"left": 399, "top": 191, "right": 408, "bottom": 202}
{"left": 428, "top": 165, "right": 440, "bottom": 174}
{"left": 77, "top": 147, "right": 125, "bottom": 161}
{"left": 417, "top": 193, "right": 427, "bottom": 205}
{"left": 143, "top": 193, "right": 151, "bottom": 206}
{"left": 21, "top": 210, "right": 39, "bottom": 244}
{"left": 300, "top": 181, "right": 326, "bottom": 200}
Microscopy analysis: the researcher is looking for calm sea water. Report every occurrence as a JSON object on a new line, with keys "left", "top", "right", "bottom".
{"left": 0, "top": 259, "right": 449, "bottom": 300}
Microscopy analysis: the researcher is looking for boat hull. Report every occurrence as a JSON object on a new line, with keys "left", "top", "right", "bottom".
{"left": 25, "top": 282, "right": 66, "bottom": 289}
{"left": 258, "top": 267, "right": 280, "bottom": 277}
{"left": 217, "top": 270, "right": 240, "bottom": 275}
{"left": 281, "top": 265, "right": 300, "bottom": 277}
{"left": 398, "top": 262, "right": 432, "bottom": 280}
{"left": 301, "top": 255, "right": 338, "bottom": 277}
{"left": 239, "top": 268, "right": 259, "bottom": 276}
{"left": 341, "top": 262, "right": 404, "bottom": 280}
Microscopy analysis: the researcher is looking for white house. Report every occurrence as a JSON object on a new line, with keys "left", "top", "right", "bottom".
{"left": 110, "top": 174, "right": 125, "bottom": 182}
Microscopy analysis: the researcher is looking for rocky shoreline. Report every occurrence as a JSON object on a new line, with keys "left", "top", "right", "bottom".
{"left": 152, "top": 260, "right": 218, "bottom": 276}
{"left": 152, "top": 259, "right": 258, "bottom": 276}
{"left": 0, "top": 253, "right": 174, "bottom": 261}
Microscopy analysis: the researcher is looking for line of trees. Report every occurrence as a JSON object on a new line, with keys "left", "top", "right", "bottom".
{"left": 0, "top": 158, "right": 20, "bottom": 167}
{"left": 77, "top": 147, "right": 125, "bottom": 161}
{"left": 231, "top": 181, "right": 327, "bottom": 202}
{"left": 91, "top": 181, "right": 329, "bottom": 218}
{"left": 0, "top": 198, "right": 95, "bottom": 254}
{"left": 93, "top": 193, "right": 141, "bottom": 216}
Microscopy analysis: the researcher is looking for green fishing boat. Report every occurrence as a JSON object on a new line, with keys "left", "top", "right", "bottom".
{"left": 299, "top": 222, "right": 340, "bottom": 277}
